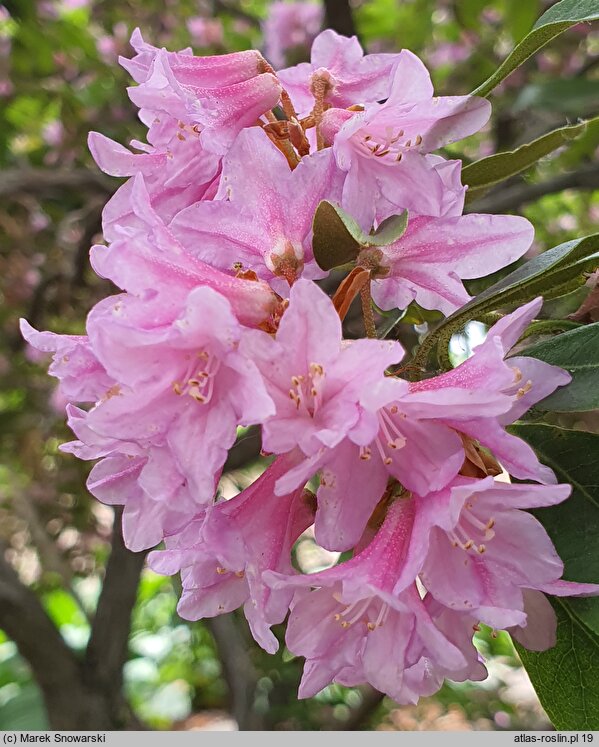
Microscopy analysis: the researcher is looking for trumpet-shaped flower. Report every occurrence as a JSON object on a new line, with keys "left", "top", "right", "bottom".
{"left": 149, "top": 455, "right": 315, "bottom": 653}
{"left": 264, "top": 499, "right": 481, "bottom": 701}
{"left": 171, "top": 128, "right": 343, "bottom": 288}
{"left": 321, "top": 50, "right": 490, "bottom": 227}
{"left": 123, "top": 30, "right": 282, "bottom": 154}
{"left": 90, "top": 175, "right": 285, "bottom": 332}
{"left": 278, "top": 29, "right": 402, "bottom": 116}
{"left": 367, "top": 213, "right": 534, "bottom": 315}
{"left": 274, "top": 300, "right": 570, "bottom": 551}
{"left": 242, "top": 278, "right": 404, "bottom": 458}
{"left": 84, "top": 285, "right": 275, "bottom": 501}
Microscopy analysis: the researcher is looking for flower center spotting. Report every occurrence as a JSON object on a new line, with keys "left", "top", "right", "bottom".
{"left": 359, "top": 126, "right": 423, "bottom": 163}
{"left": 288, "top": 362, "right": 325, "bottom": 416}
{"left": 360, "top": 405, "right": 407, "bottom": 464}
{"left": 172, "top": 349, "right": 221, "bottom": 404}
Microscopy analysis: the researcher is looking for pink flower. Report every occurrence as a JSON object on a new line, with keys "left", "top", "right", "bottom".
{"left": 265, "top": 499, "right": 481, "bottom": 700}
{"left": 263, "top": 1, "right": 323, "bottom": 69}
{"left": 321, "top": 50, "right": 490, "bottom": 227}
{"left": 392, "top": 477, "right": 599, "bottom": 626}
{"left": 273, "top": 299, "right": 570, "bottom": 551}
{"left": 63, "top": 406, "right": 197, "bottom": 551}
{"left": 122, "top": 29, "right": 282, "bottom": 155}
{"left": 366, "top": 212, "right": 534, "bottom": 315}
{"left": 89, "top": 175, "right": 285, "bottom": 332}
{"left": 410, "top": 298, "right": 572, "bottom": 483}
{"left": 278, "top": 29, "right": 401, "bottom": 116}
{"left": 88, "top": 125, "right": 220, "bottom": 242}
{"left": 19, "top": 321, "right": 113, "bottom": 403}
{"left": 83, "top": 284, "right": 275, "bottom": 501}
{"left": 242, "top": 278, "right": 403, "bottom": 458}
{"left": 148, "top": 455, "right": 315, "bottom": 653}
{"left": 170, "top": 128, "right": 343, "bottom": 288}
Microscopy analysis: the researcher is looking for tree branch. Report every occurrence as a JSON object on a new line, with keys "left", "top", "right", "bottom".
{"left": 206, "top": 614, "right": 264, "bottom": 730}
{"left": 0, "top": 168, "right": 113, "bottom": 200}
{"left": 466, "top": 163, "right": 599, "bottom": 214}
{"left": 0, "top": 544, "right": 86, "bottom": 729}
{"left": 84, "top": 508, "right": 147, "bottom": 709}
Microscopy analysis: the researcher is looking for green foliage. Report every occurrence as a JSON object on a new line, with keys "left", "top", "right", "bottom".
{"left": 516, "top": 601, "right": 599, "bottom": 730}
{"left": 463, "top": 118, "right": 593, "bottom": 202}
{"left": 472, "top": 0, "right": 599, "bottom": 97}
{"left": 414, "top": 234, "right": 599, "bottom": 369}
{"left": 514, "top": 80, "right": 599, "bottom": 117}
{"left": 312, "top": 200, "right": 408, "bottom": 271}
{"left": 312, "top": 201, "right": 364, "bottom": 271}
{"left": 509, "top": 425, "right": 599, "bottom": 730}
{"left": 0, "top": 641, "right": 48, "bottom": 730}
{"left": 520, "top": 322, "right": 599, "bottom": 412}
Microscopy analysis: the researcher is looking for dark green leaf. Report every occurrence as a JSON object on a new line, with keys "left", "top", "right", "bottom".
{"left": 416, "top": 234, "right": 599, "bottom": 367}
{"left": 312, "top": 201, "right": 363, "bottom": 272}
{"left": 505, "top": 0, "right": 540, "bottom": 42}
{"left": 463, "top": 118, "right": 591, "bottom": 201}
{"left": 509, "top": 424, "right": 599, "bottom": 729}
{"left": 515, "top": 601, "right": 599, "bottom": 730}
{"left": 519, "top": 322, "right": 599, "bottom": 411}
{"left": 471, "top": 0, "right": 599, "bottom": 98}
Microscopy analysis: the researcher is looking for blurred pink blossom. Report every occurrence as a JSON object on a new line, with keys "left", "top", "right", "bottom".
{"left": 263, "top": 1, "right": 323, "bottom": 68}
{"left": 187, "top": 17, "right": 224, "bottom": 48}
{"left": 427, "top": 41, "right": 470, "bottom": 68}
{"left": 42, "top": 119, "right": 64, "bottom": 148}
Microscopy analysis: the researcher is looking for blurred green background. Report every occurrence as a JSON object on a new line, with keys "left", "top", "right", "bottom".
{"left": 0, "top": 0, "right": 598, "bottom": 731}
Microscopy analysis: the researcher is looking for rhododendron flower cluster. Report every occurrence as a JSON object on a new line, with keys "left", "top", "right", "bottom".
{"left": 23, "top": 28, "right": 599, "bottom": 704}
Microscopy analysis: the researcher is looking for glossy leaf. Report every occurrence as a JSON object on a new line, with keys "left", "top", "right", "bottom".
{"left": 463, "top": 118, "right": 591, "bottom": 201}
{"left": 509, "top": 424, "right": 599, "bottom": 729}
{"left": 520, "top": 322, "right": 599, "bottom": 411}
{"left": 471, "top": 0, "right": 599, "bottom": 97}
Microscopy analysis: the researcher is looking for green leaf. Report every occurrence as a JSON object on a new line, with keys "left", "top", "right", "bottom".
{"left": 463, "top": 118, "right": 591, "bottom": 201}
{"left": 505, "top": 0, "right": 540, "bottom": 42}
{"left": 509, "top": 424, "right": 599, "bottom": 729}
{"left": 415, "top": 234, "right": 599, "bottom": 368}
{"left": 312, "top": 201, "right": 408, "bottom": 271}
{"left": 471, "top": 0, "right": 599, "bottom": 98}
{"left": 520, "top": 322, "right": 599, "bottom": 412}
{"left": 515, "top": 601, "right": 599, "bottom": 730}
{"left": 312, "top": 201, "right": 363, "bottom": 272}
{"left": 368, "top": 210, "right": 408, "bottom": 246}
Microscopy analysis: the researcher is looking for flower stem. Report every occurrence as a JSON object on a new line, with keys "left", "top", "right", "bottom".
{"left": 360, "top": 282, "right": 377, "bottom": 338}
